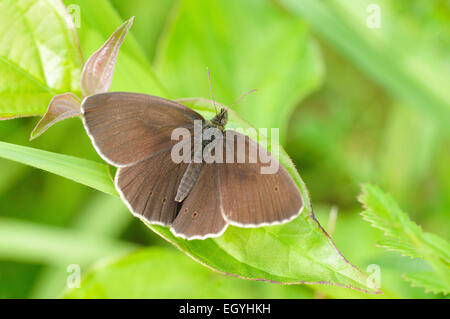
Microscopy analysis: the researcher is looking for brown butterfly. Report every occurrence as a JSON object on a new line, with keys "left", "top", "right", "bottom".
{"left": 81, "top": 90, "right": 303, "bottom": 240}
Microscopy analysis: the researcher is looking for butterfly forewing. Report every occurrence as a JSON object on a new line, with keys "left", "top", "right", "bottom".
{"left": 218, "top": 131, "right": 303, "bottom": 227}
{"left": 82, "top": 92, "right": 203, "bottom": 166}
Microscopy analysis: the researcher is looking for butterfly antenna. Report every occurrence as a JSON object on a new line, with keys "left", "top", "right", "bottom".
{"left": 229, "top": 89, "right": 258, "bottom": 108}
{"left": 206, "top": 67, "right": 218, "bottom": 114}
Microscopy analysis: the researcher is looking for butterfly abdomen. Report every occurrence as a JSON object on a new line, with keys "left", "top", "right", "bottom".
{"left": 175, "top": 161, "right": 204, "bottom": 202}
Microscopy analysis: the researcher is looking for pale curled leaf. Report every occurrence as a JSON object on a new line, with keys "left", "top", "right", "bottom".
{"left": 30, "top": 93, "right": 81, "bottom": 140}
{"left": 64, "top": 0, "right": 168, "bottom": 96}
{"left": 154, "top": 0, "right": 324, "bottom": 140}
{"left": 81, "top": 16, "right": 134, "bottom": 97}
{"left": 29, "top": 16, "right": 136, "bottom": 140}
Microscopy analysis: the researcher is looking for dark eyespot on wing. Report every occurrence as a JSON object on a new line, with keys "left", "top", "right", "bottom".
{"left": 218, "top": 130, "right": 303, "bottom": 226}
{"left": 171, "top": 163, "right": 227, "bottom": 239}
{"left": 115, "top": 148, "right": 189, "bottom": 226}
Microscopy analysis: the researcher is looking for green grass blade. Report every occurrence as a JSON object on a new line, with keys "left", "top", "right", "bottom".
{"left": 0, "top": 140, "right": 116, "bottom": 196}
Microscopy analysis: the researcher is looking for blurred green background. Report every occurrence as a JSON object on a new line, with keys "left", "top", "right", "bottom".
{"left": 0, "top": 0, "right": 449, "bottom": 298}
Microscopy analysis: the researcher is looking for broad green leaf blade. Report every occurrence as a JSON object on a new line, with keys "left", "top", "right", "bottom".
{"left": 81, "top": 17, "right": 134, "bottom": 97}
{"left": 0, "top": 98, "right": 379, "bottom": 293}
{"left": 63, "top": 0, "right": 168, "bottom": 97}
{"left": 30, "top": 93, "right": 81, "bottom": 140}
{"left": 403, "top": 272, "right": 449, "bottom": 295}
{"left": 279, "top": 0, "right": 450, "bottom": 128}
{"left": 0, "top": 141, "right": 116, "bottom": 196}
{"left": 155, "top": 0, "right": 324, "bottom": 140}
{"left": 62, "top": 247, "right": 314, "bottom": 298}
{"left": 146, "top": 101, "right": 378, "bottom": 293}
{"left": 0, "top": 0, "right": 83, "bottom": 118}
{"left": 358, "top": 184, "right": 450, "bottom": 292}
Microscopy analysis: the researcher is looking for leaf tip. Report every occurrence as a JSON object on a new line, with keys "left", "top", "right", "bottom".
{"left": 81, "top": 17, "right": 135, "bottom": 97}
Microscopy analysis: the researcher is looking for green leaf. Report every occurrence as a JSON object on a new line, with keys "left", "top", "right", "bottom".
{"left": 62, "top": 247, "right": 314, "bottom": 298}
{"left": 279, "top": 0, "right": 450, "bottom": 128}
{"left": 63, "top": 0, "right": 168, "bottom": 97}
{"left": 0, "top": 98, "right": 379, "bottom": 293}
{"left": 358, "top": 184, "right": 450, "bottom": 294}
{"left": 403, "top": 272, "right": 449, "bottom": 295}
{"left": 146, "top": 100, "right": 378, "bottom": 294}
{"left": 155, "top": 0, "right": 324, "bottom": 140}
{"left": 0, "top": 0, "right": 83, "bottom": 118}
{"left": 0, "top": 140, "right": 116, "bottom": 196}
{"left": 31, "top": 16, "right": 137, "bottom": 140}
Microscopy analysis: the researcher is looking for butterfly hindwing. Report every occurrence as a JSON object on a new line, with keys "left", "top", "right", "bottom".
{"left": 171, "top": 163, "right": 227, "bottom": 239}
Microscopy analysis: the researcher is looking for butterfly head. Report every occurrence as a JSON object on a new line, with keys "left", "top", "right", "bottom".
{"left": 210, "top": 107, "right": 228, "bottom": 130}
{"left": 205, "top": 67, "right": 256, "bottom": 131}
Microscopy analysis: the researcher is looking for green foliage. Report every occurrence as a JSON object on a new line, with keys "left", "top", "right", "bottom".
{"left": 402, "top": 272, "right": 449, "bottom": 295}
{"left": 359, "top": 184, "right": 450, "bottom": 295}
{"left": 155, "top": 0, "right": 324, "bottom": 140}
{"left": 109, "top": 0, "right": 174, "bottom": 62}
{"left": 150, "top": 98, "right": 377, "bottom": 292}
{"left": 0, "top": 216, "right": 135, "bottom": 265}
{"left": 279, "top": 0, "right": 450, "bottom": 128}
{"left": 0, "top": 0, "right": 448, "bottom": 299}
{"left": 63, "top": 0, "right": 167, "bottom": 96}
{"left": 0, "top": 0, "right": 83, "bottom": 118}
{"left": 30, "top": 16, "right": 135, "bottom": 141}
{"left": 0, "top": 141, "right": 116, "bottom": 196}
{"left": 63, "top": 247, "right": 314, "bottom": 299}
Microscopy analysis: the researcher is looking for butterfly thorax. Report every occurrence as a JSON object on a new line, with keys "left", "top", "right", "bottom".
{"left": 209, "top": 108, "right": 228, "bottom": 131}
